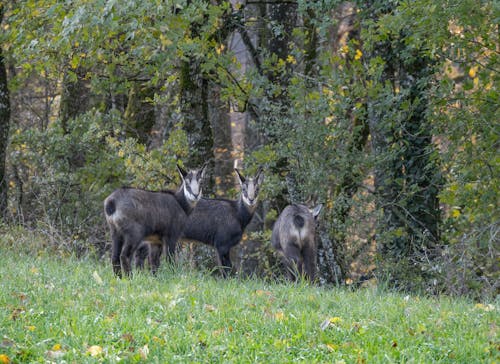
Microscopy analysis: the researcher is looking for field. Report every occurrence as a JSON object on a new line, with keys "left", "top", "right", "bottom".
{"left": 0, "top": 239, "right": 498, "bottom": 363}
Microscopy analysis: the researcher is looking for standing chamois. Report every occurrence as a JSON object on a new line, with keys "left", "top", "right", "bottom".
{"left": 104, "top": 163, "right": 207, "bottom": 277}
{"left": 182, "top": 167, "right": 264, "bottom": 277}
{"left": 271, "top": 203, "right": 322, "bottom": 282}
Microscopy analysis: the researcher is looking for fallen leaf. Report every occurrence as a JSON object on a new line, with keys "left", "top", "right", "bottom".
{"left": 46, "top": 350, "right": 65, "bottom": 360}
{"left": 474, "top": 303, "right": 495, "bottom": 312}
{"left": 139, "top": 345, "right": 149, "bottom": 360}
{"left": 92, "top": 271, "right": 104, "bottom": 285}
{"left": 52, "top": 343, "right": 62, "bottom": 351}
{"left": 121, "top": 333, "right": 134, "bottom": 343}
{"left": 86, "top": 345, "right": 103, "bottom": 356}
{"left": 274, "top": 311, "right": 285, "bottom": 321}
{"left": 0, "top": 354, "right": 10, "bottom": 364}
{"left": 325, "top": 343, "right": 339, "bottom": 351}
{"left": 10, "top": 308, "right": 24, "bottom": 321}
{"left": 25, "top": 325, "right": 36, "bottom": 332}
{"left": 204, "top": 304, "right": 217, "bottom": 312}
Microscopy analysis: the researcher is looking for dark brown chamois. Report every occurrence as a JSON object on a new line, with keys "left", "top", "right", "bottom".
{"left": 104, "top": 163, "right": 207, "bottom": 277}
{"left": 271, "top": 203, "right": 322, "bottom": 282}
{"left": 181, "top": 168, "right": 264, "bottom": 277}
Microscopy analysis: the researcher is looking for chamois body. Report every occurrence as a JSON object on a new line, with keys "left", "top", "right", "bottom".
{"left": 104, "top": 164, "right": 206, "bottom": 277}
{"left": 182, "top": 168, "right": 264, "bottom": 276}
{"left": 271, "top": 203, "right": 322, "bottom": 281}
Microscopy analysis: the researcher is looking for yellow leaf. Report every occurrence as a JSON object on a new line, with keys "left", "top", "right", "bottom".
{"left": 468, "top": 66, "right": 477, "bottom": 78}
{"left": 86, "top": 345, "right": 103, "bottom": 356}
{"left": 274, "top": 311, "right": 285, "bottom": 321}
{"left": 474, "top": 303, "right": 495, "bottom": 311}
{"left": 329, "top": 316, "right": 342, "bottom": 324}
{"left": 451, "top": 208, "right": 461, "bottom": 218}
{"left": 52, "top": 343, "right": 62, "bottom": 351}
{"left": 286, "top": 55, "right": 297, "bottom": 65}
{"left": 0, "top": 354, "right": 10, "bottom": 364}
{"left": 326, "top": 343, "right": 339, "bottom": 351}
{"left": 26, "top": 325, "right": 36, "bottom": 331}
{"left": 354, "top": 49, "right": 363, "bottom": 60}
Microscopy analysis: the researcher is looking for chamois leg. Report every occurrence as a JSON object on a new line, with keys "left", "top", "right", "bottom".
{"left": 302, "top": 241, "right": 317, "bottom": 282}
{"left": 164, "top": 238, "right": 177, "bottom": 264}
{"left": 216, "top": 247, "right": 232, "bottom": 278}
{"left": 135, "top": 242, "right": 149, "bottom": 269}
{"left": 148, "top": 243, "right": 162, "bottom": 275}
{"left": 283, "top": 243, "right": 303, "bottom": 281}
{"left": 120, "top": 233, "right": 142, "bottom": 277}
{"left": 111, "top": 230, "right": 124, "bottom": 278}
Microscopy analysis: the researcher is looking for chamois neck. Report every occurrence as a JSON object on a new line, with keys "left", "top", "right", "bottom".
{"left": 175, "top": 187, "right": 194, "bottom": 215}
{"left": 237, "top": 196, "right": 255, "bottom": 228}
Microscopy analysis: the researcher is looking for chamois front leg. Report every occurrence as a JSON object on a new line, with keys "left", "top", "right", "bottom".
{"left": 216, "top": 247, "right": 232, "bottom": 278}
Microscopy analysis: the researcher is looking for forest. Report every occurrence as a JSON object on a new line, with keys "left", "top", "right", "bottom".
{"left": 0, "top": 0, "right": 498, "bottom": 299}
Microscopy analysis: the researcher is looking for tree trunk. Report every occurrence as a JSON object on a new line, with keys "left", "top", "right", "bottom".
{"left": 0, "top": 5, "right": 11, "bottom": 219}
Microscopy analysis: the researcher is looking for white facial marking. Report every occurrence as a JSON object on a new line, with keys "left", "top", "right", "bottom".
{"left": 189, "top": 178, "right": 200, "bottom": 197}
{"left": 242, "top": 180, "right": 257, "bottom": 207}
{"left": 184, "top": 182, "right": 197, "bottom": 203}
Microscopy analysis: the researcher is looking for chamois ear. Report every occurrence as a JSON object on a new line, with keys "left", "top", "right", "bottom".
{"left": 177, "top": 163, "right": 188, "bottom": 182}
{"left": 310, "top": 204, "right": 323, "bottom": 219}
{"left": 199, "top": 162, "right": 208, "bottom": 179}
{"left": 234, "top": 168, "right": 245, "bottom": 185}
{"left": 255, "top": 167, "right": 264, "bottom": 186}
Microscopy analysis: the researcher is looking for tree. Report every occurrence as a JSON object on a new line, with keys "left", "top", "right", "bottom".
{"left": 0, "top": 5, "right": 10, "bottom": 218}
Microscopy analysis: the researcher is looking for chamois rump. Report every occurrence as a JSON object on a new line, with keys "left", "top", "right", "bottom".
{"left": 271, "top": 203, "right": 322, "bottom": 281}
{"left": 104, "top": 163, "right": 207, "bottom": 277}
{"left": 181, "top": 167, "right": 264, "bottom": 277}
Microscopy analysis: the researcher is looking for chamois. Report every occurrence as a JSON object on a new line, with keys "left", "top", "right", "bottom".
{"left": 182, "top": 167, "right": 264, "bottom": 276}
{"left": 104, "top": 163, "right": 207, "bottom": 277}
{"left": 271, "top": 203, "right": 322, "bottom": 281}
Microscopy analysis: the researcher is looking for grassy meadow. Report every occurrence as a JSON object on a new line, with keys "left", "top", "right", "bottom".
{"left": 0, "top": 233, "right": 498, "bottom": 363}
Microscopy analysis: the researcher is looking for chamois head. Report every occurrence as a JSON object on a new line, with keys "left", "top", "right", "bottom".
{"left": 235, "top": 167, "right": 264, "bottom": 209}
{"left": 177, "top": 162, "right": 207, "bottom": 206}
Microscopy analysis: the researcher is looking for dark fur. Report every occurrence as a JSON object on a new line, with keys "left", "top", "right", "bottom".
{"left": 181, "top": 168, "right": 264, "bottom": 277}
{"left": 104, "top": 164, "right": 206, "bottom": 277}
{"left": 271, "top": 203, "right": 322, "bottom": 282}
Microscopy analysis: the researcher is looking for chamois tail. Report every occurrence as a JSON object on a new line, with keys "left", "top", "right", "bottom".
{"left": 105, "top": 199, "right": 116, "bottom": 216}
{"left": 293, "top": 214, "right": 305, "bottom": 228}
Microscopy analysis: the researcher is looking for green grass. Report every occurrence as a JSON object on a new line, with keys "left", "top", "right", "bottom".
{"left": 0, "top": 244, "right": 498, "bottom": 363}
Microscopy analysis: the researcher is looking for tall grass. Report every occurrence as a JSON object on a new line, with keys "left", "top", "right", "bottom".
{"left": 0, "top": 231, "right": 498, "bottom": 363}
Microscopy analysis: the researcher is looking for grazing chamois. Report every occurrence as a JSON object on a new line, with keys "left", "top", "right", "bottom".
{"left": 271, "top": 203, "right": 322, "bottom": 281}
{"left": 182, "top": 167, "right": 264, "bottom": 277}
{"left": 104, "top": 163, "right": 207, "bottom": 277}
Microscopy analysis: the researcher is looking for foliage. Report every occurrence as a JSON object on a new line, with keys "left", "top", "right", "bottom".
{"left": 0, "top": 241, "right": 498, "bottom": 363}
{"left": 0, "top": 0, "right": 497, "bottom": 298}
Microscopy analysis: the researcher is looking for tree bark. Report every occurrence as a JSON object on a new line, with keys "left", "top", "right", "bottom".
{"left": 0, "top": 5, "right": 11, "bottom": 219}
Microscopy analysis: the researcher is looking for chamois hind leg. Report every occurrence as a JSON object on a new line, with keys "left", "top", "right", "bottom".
{"left": 148, "top": 243, "right": 162, "bottom": 275}
{"left": 111, "top": 230, "right": 124, "bottom": 278}
{"left": 120, "top": 230, "right": 143, "bottom": 277}
{"left": 282, "top": 243, "right": 304, "bottom": 281}
{"left": 302, "top": 240, "right": 317, "bottom": 282}
{"left": 135, "top": 242, "right": 149, "bottom": 269}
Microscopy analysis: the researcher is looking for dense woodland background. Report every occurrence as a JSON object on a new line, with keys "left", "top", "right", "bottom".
{"left": 0, "top": 0, "right": 497, "bottom": 299}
